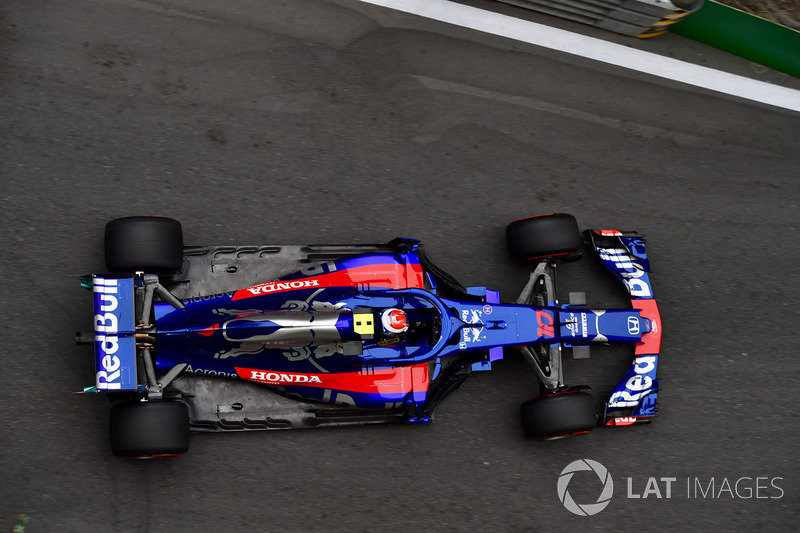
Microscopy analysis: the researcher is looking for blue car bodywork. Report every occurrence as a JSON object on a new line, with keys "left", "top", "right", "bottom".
{"left": 83, "top": 228, "right": 661, "bottom": 432}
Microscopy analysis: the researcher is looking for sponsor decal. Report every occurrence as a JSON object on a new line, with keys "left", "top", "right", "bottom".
{"left": 94, "top": 278, "right": 123, "bottom": 390}
{"left": 627, "top": 316, "right": 640, "bottom": 335}
{"left": 185, "top": 365, "right": 238, "bottom": 378}
{"left": 234, "top": 362, "right": 430, "bottom": 399}
{"left": 378, "top": 337, "right": 401, "bottom": 347}
{"left": 244, "top": 279, "right": 321, "bottom": 297}
{"left": 246, "top": 370, "right": 323, "bottom": 385}
{"left": 608, "top": 355, "right": 656, "bottom": 407}
{"left": 185, "top": 291, "right": 233, "bottom": 303}
{"left": 458, "top": 307, "right": 485, "bottom": 347}
{"left": 231, "top": 262, "right": 426, "bottom": 301}
{"left": 596, "top": 247, "right": 652, "bottom": 298}
{"left": 461, "top": 327, "right": 483, "bottom": 345}
{"left": 461, "top": 309, "right": 482, "bottom": 324}
{"left": 566, "top": 312, "right": 579, "bottom": 337}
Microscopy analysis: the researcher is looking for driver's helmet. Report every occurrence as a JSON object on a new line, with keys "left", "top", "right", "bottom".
{"left": 381, "top": 308, "right": 409, "bottom": 334}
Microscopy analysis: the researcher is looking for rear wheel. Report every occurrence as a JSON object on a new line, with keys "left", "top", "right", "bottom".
{"left": 506, "top": 213, "right": 582, "bottom": 263}
{"left": 110, "top": 400, "right": 190, "bottom": 457}
{"left": 105, "top": 216, "right": 183, "bottom": 273}
{"left": 521, "top": 391, "right": 596, "bottom": 439}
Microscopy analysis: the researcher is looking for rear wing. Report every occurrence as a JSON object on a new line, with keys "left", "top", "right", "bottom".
{"left": 91, "top": 276, "right": 139, "bottom": 391}
{"left": 587, "top": 230, "right": 662, "bottom": 426}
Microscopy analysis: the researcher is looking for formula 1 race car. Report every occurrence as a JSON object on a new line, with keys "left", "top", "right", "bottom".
{"left": 77, "top": 214, "right": 661, "bottom": 456}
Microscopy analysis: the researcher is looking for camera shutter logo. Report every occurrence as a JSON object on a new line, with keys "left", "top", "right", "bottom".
{"left": 557, "top": 459, "right": 614, "bottom": 516}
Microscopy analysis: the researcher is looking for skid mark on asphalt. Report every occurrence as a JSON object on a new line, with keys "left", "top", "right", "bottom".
{"left": 411, "top": 75, "right": 776, "bottom": 155}
{"left": 359, "top": 0, "right": 800, "bottom": 114}
{"left": 94, "top": 0, "right": 218, "bottom": 22}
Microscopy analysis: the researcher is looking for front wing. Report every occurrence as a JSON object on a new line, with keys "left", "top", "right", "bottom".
{"left": 588, "top": 230, "right": 662, "bottom": 426}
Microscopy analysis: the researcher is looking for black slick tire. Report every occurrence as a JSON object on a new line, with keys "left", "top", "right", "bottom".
{"left": 109, "top": 400, "right": 190, "bottom": 457}
{"left": 105, "top": 216, "right": 183, "bottom": 273}
{"left": 520, "top": 391, "right": 596, "bottom": 439}
{"left": 506, "top": 213, "right": 582, "bottom": 263}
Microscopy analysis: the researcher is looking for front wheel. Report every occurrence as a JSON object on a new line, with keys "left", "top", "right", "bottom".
{"left": 521, "top": 391, "right": 596, "bottom": 439}
{"left": 110, "top": 400, "right": 190, "bottom": 457}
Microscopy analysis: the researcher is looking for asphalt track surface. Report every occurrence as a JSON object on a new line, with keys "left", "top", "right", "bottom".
{"left": 1, "top": 1, "right": 798, "bottom": 531}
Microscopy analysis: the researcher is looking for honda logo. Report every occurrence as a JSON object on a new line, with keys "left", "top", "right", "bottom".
{"left": 627, "top": 316, "right": 640, "bottom": 335}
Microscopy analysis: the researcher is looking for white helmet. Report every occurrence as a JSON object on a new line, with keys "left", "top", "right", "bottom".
{"left": 380, "top": 308, "right": 409, "bottom": 334}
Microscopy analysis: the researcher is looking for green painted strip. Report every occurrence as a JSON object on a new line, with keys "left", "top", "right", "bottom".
{"left": 670, "top": 1, "right": 800, "bottom": 78}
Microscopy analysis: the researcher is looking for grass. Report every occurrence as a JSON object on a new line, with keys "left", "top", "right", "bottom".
{"left": 10, "top": 515, "right": 28, "bottom": 533}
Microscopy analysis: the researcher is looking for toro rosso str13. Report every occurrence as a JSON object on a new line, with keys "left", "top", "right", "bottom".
{"left": 77, "top": 214, "right": 661, "bottom": 456}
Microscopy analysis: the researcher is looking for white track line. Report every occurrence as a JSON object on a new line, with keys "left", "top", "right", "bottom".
{"left": 358, "top": 0, "right": 800, "bottom": 114}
